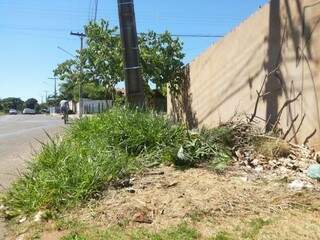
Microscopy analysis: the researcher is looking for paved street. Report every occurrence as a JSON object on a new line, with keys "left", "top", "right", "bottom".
{"left": 0, "top": 114, "right": 65, "bottom": 239}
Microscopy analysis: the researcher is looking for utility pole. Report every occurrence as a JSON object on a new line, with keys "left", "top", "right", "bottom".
{"left": 70, "top": 31, "right": 86, "bottom": 117}
{"left": 44, "top": 91, "right": 48, "bottom": 103}
{"left": 117, "top": 0, "right": 144, "bottom": 107}
{"left": 48, "top": 77, "right": 58, "bottom": 100}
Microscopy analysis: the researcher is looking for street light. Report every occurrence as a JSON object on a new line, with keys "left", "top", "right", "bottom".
{"left": 48, "top": 77, "right": 58, "bottom": 100}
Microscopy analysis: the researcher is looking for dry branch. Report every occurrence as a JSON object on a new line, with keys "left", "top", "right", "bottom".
{"left": 282, "top": 114, "right": 299, "bottom": 140}
{"left": 272, "top": 92, "right": 302, "bottom": 132}
{"left": 303, "top": 129, "right": 317, "bottom": 146}
{"left": 288, "top": 114, "right": 306, "bottom": 142}
{"left": 249, "top": 67, "right": 279, "bottom": 122}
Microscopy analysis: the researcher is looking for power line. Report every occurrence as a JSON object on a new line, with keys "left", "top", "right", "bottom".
{"left": 170, "top": 34, "right": 223, "bottom": 38}
{"left": 1, "top": 24, "right": 224, "bottom": 38}
{"left": 57, "top": 46, "right": 75, "bottom": 57}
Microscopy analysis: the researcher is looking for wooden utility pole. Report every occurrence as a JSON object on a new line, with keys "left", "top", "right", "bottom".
{"left": 117, "top": 0, "right": 144, "bottom": 107}
{"left": 70, "top": 31, "right": 86, "bottom": 117}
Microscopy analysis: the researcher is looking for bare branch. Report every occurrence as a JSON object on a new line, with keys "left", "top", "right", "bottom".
{"left": 304, "top": 129, "right": 317, "bottom": 146}
{"left": 249, "top": 66, "right": 279, "bottom": 122}
{"left": 282, "top": 114, "right": 299, "bottom": 139}
{"left": 288, "top": 114, "right": 306, "bottom": 142}
{"left": 272, "top": 92, "right": 302, "bottom": 132}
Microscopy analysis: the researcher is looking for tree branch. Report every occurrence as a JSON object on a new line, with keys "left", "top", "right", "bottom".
{"left": 249, "top": 67, "right": 279, "bottom": 122}
{"left": 304, "top": 129, "right": 317, "bottom": 146}
{"left": 288, "top": 114, "right": 306, "bottom": 142}
{"left": 282, "top": 114, "right": 299, "bottom": 139}
{"left": 272, "top": 92, "right": 302, "bottom": 132}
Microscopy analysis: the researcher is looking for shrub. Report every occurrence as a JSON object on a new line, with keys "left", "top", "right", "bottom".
{"left": 1, "top": 107, "right": 233, "bottom": 217}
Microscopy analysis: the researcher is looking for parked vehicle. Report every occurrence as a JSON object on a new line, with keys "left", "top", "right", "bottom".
{"left": 22, "top": 108, "right": 36, "bottom": 114}
{"left": 41, "top": 108, "right": 49, "bottom": 114}
{"left": 9, "top": 109, "right": 17, "bottom": 115}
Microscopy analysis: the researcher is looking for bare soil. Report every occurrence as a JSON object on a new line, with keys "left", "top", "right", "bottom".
{"left": 44, "top": 165, "right": 320, "bottom": 240}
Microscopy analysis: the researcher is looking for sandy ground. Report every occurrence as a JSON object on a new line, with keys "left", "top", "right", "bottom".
{"left": 0, "top": 114, "right": 65, "bottom": 240}
{"left": 25, "top": 166, "right": 319, "bottom": 240}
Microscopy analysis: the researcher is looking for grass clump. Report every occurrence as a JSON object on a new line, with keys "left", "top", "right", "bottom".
{"left": 62, "top": 223, "right": 199, "bottom": 240}
{"left": 175, "top": 127, "right": 233, "bottom": 171}
{"left": 253, "top": 137, "right": 290, "bottom": 159}
{"left": 242, "top": 218, "right": 271, "bottom": 239}
{"left": 210, "top": 231, "right": 234, "bottom": 240}
{"left": 1, "top": 107, "right": 233, "bottom": 218}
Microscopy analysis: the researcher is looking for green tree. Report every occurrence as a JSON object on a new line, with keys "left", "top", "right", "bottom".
{"left": 84, "top": 20, "right": 123, "bottom": 99}
{"left": 25, "top": 98, "right": 38, "bottom": 109}
{"left": 0, "top": 97, "right": 24, "bottom": 112}
{"left": 139, "top": 31, "right": 185, "bottom": 96}
{"left": 53, "top": 59, "right": 80, "bottom": 101}
{"left": 53, "top": 20, "right": 185, "bottom": 102}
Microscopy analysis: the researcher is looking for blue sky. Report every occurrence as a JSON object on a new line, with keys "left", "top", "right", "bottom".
{"left": 0, "top": 0, "right": 268, "bottom": 102}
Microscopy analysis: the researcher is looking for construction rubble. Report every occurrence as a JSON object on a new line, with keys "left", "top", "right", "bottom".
{"left": 227, "top": 120, "right": 320, "bottom": 191}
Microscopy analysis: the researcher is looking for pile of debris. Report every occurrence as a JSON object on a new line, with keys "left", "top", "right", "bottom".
{"left": 226, "top": 120, "right": 320, "bottom": 190}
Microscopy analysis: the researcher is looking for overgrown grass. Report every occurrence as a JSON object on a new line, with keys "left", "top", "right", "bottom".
{"left": 1, "top": 107, "right": 233, "bottom": 218}
{"left": 242, "top": 218, "right": 271, "bottom": 239}
{"left": 62, "top": 223, "right": 199, "bottom": 240}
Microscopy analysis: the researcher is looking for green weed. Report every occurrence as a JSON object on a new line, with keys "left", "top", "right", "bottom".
{"left": 62, "top": 223, "right": 199, "bottom": 240}
{"left": 210, "top": 231, "right": 234, "bottom": 240}
{"left": 242, "top": 218, "right": 271, "bottom": 239}
{"left": 2, "top": 107, "right": 233, "bottom": 218}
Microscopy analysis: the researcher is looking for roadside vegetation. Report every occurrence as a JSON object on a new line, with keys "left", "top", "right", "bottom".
{"left": 1, "top": 106, "right": 233, "bottom": 218}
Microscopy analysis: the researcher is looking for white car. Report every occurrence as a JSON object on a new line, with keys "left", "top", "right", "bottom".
{"left": 9, "top": 109, "right": 17, "bottom": 115}
{"left": 22, "top": 108, "right": 36, "bottom": 114}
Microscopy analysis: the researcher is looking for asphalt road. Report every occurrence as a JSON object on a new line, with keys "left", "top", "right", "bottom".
{"left": 0, "top": 114, "right": 65, "bottom": 239}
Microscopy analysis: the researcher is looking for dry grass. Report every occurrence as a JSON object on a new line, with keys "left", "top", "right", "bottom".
{"left": 20, "top": 166, "right": 316, "bottom": 240}
{"left": 253, "top": 137, "right": 291, "bottom": 159}
{"left": 7, "top": 167, "right": 320, "bottom": 239}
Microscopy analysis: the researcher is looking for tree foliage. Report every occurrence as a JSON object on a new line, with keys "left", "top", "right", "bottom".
{"left": 53, "top": 20, "right": 185, "bottom": 102}
{"left": 24, "top": 98, "right": 39, "bottom": 109}
{"left": 139, "top": 31, "right": 185, "bottom": 96}
{"left": 0, "top": 97, "right": 24, "bottom": 112}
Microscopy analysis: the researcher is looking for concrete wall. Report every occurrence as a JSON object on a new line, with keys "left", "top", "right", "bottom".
{"left": 168, "top": 0, "right": 320, "bottom": 149}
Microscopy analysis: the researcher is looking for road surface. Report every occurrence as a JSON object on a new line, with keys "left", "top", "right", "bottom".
{"left": 0, "top": 114, "right": 65, "bottom": 239}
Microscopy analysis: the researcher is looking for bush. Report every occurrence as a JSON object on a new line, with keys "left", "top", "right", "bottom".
{"left": 175, "top": 127, "right": 233, "bottom": 171}
{"left": 1, "top": 107, "right": 233, "bottom": 217}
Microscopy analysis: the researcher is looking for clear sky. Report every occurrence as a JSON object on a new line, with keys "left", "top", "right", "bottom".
{"left": 0, "top": 0, "right": 268, "bottom": 102}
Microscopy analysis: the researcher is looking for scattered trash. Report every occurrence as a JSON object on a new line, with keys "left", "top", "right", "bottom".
{"left": 307, "top": 164, "right": 320, "bottom": 180}
{"left": 177, "top": 146, "right": 187, "bottom": 161}
{"left": 16, "top": 235, "right": 25, "bottom": 240}
{"left": 34, "top": 211, "right": 43, "bottom": 222}
{"left": 127, "top": 188, "right": 135, "bottom": 193}
{"left": 164, "top": 182, "right": 178, "bottom": 188}
{"left": 255, "top": 165, "right": 264, "bottom": 173}
{"left": 18, "top": 216, "right": 27, "bottom": 224}
{"left": 288, "top": 179, "right": 305, "bottom": 191}
{"left": 133, "top": 212, "right": 153, "bottom": 224}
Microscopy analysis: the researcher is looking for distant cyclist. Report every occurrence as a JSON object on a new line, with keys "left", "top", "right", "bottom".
{"left": 60, "top": 100, "right": 69, "bottom": 124}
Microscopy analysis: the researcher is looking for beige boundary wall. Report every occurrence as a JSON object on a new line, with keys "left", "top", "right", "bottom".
{"left": 168, "top": 0, "right": 320, "bottom": 149}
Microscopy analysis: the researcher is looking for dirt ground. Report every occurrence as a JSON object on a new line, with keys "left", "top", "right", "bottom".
{"left": 21, "top": 165, "right": 318, "bottom": 240}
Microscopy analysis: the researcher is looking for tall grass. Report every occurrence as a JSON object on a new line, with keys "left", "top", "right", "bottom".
{"left": 1, "top": 107, "right": 232, "bottom": 218}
